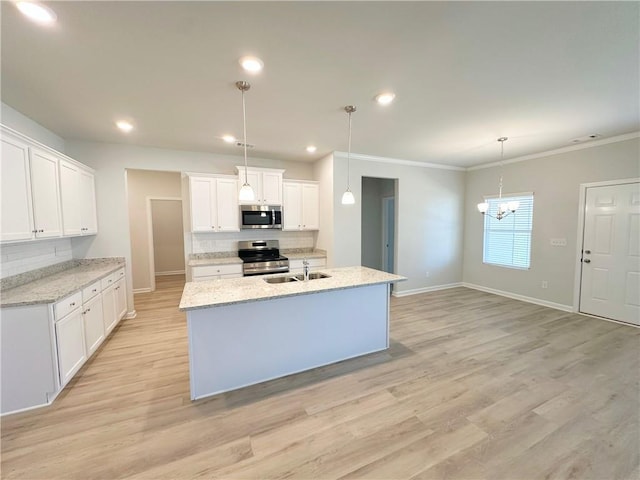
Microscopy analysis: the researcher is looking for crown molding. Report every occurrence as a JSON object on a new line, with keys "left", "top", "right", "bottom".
{"left": 467, "top": 131, "right": 640, "bottom": 171}
{"left": 333, "top": 151, "right": 465, "bottom": 171}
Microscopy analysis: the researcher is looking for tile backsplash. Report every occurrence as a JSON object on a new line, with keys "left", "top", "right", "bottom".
{"left": 191, "top": 230, "right": 315, "bottom": 254}
{"left": 1, "top": 238, "right": 73, "bottom": 279}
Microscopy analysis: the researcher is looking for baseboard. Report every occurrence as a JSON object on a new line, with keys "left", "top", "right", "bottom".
{"left": 462, "top": 283, "right": 573, "bottom": 312}
{"left": 392, "top": 282, "right": 463, "bottom": 297}
{"left": 124, "top": 310, "right": 137, "bottom": 319}
{"left": 133, "top": 288, "right": 151, "bottom": 294}
{"left": 155, "top": 270, "right": 185, "bottom": 276}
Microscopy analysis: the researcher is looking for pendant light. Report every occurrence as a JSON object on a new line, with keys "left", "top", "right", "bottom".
{"left": 477, "top": 137, "right": 519, "bottom": 220}
{"left": 341, "top": 105, "right": 357, "bottom": 205}
{"left": 236, "top": 81, "right": 256, "bottom": 202}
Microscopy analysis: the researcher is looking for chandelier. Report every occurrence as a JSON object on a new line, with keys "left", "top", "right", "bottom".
{"left": 477, "top": 137, "right": 519, "bottom": 220}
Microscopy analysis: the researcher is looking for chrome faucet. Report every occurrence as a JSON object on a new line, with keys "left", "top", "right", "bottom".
{"left": 303, "top": 258, "right": 310, "bottom": 281}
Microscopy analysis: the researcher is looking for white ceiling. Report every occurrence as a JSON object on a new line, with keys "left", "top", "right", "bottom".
{"left": 1, "top": 1, "right": 638, "bottom": 167}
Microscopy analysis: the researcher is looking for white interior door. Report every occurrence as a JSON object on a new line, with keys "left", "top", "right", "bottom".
{"left": 579, "top": 182, "right": 640, "bottom": 325}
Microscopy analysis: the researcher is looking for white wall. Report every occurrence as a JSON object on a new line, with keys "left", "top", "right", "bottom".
{"left": 1, "top": 103, "right": 65, "bottom": 153}
{"left": 64, "top": 140, "right": 315, "bottom": 308}
{"left": 332, "top": 154, "right": 466, "bottom": 295}
{"left": 463, "top": 137, "right": 640, "bottom": 308}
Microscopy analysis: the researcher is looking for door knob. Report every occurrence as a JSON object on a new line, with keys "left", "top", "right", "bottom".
{"left": 584, "top": 259, "right": 591, "bottom": 263}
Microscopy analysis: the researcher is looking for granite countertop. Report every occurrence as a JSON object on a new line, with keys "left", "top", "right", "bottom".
{"left": 1, "top": 259, "right": 125, "bottom": 308}
{"left": 179, "top": 266, "right": 405, "bottom": 311}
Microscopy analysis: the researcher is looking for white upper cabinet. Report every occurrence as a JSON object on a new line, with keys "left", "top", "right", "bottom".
{"left": 236, "top": 166, "right": 284, "bottom": 205}
{"left": 189, "top": 174, "right": 240, "bottom": 232}
{"left": 282, "top": 180, "right": 319, "bottom": 231}
{"left": 78, "top": 170, "right": 98, "bottom": 234}
{"left": 1, "top": 125, "right": 98, "bottom": 243}
{"left": 60, "top": 160, "right": 98, "bottom": 236}
{"left": 29, "top": 147, "right": 63, "bottom": 238}
{"left": 1, "top": 134, "right": 34, "bottom": 241}
{"left": 59, "top": 160, "right": 82, "bottom": 236}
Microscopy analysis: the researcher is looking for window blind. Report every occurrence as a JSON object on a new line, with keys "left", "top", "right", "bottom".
{"left": 483, "top": 193, "right": 534, "bottom": 269}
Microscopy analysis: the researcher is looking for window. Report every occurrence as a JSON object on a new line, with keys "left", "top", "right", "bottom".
{"left": 483, "top": 193, "right": 534, "bottom": 269}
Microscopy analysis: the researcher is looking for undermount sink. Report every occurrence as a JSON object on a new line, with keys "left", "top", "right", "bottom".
{"left": 263, "top": 272, "right": 331, "bottom": 284}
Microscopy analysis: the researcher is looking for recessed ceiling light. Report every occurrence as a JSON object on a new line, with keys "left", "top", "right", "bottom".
{"left": 306, "top": 145, "right": 317, "bottom": 153}
{"left": 222, "top": 135, "right": 237, "bottom": 143}
{"left": 239, "top": 56, "right": 264, "bottom": 73}
{"left": 375, "top": 92, "right": 396, "bottom": 105}
{"left": 15, "top": 1, "right": 57, "bottom": 25}
{"left": 116, "top": 120, "right": 134, "bottom": 133}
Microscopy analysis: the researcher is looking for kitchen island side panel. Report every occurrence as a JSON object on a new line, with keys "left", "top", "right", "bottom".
{"left": 187, "top": 283, "right": 389, "bottom": 400}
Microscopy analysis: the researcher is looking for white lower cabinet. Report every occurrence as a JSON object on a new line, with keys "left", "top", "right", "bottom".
{"left": 102, "top": 284, "right": 117, "bottom": 335}
{"left": 102, "top": 269, "right": 127, "bottom": 335}
{"left": 55, "top": 306, "right": 87, "bottom": 387}
{"left": 192, "top": 263, "right": 243, "bottom": 281}
{"left": 83, "top": 294, "right": 105, "bottom": 357}
{"left": 289, "top": 257, "right": 326, "bottom": 274}
{"left": 115, "top": 278, "right": 127, "bottom": 321}
{"left": 0, "top": 265, "right": 128, "bottom": 415}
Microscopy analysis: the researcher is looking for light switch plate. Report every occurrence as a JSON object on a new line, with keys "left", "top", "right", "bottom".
{"left": 550, "top": 238, "right": 567, "bottom": 247}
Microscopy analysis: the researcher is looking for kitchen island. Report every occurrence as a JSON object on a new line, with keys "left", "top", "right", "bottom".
{"left": 179, "top": 266, "right": 405, "bottom": 400}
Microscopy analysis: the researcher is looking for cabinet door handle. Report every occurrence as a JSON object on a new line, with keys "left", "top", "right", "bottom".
{"left": 32, "top": 229, "right": 37, "bottom": 233}
{"left": 92, "top": 289, "right": 97, "bottom": 293}
{"left": 70, "top": 302, "right": 76, "bottom": 307}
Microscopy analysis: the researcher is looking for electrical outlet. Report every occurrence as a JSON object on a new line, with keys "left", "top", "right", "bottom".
{"left": 541, "top": 281, "right": 548, "bottom": 289}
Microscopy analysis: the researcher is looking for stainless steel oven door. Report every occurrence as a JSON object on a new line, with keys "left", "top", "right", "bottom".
{"left": 243, "top": 260, "right": 289, "bottom": 276}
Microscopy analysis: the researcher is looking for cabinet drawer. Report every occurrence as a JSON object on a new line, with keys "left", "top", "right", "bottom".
{"left": 114, "top": 268, "right": 125, "bottom": 281}
{"left": 101, "top": 273, "right": 116, "bottom": 290}
{"left": 193, "top": 264, "right": 242, "bottom": 278}
{"left": 82, "top": 280, "right": 101, "bottom": 303}
{"left": 54, "top": 291, "right": 82, "bottom": 321}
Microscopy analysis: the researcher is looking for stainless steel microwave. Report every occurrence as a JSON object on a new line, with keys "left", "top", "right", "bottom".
{"left": 240, "top": 205, "right": 282, "bottom": 229}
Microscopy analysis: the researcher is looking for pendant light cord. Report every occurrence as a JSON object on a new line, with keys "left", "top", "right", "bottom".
{"left": 346, "top": 110, "right": 352, "bottom": 190}
{"left": 242, "top": 88, "right": 249, "bottom": 185}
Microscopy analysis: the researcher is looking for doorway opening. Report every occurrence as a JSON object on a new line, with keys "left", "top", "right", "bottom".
{"left": 148, "top": 198, "right": 185, "bottom": 292}
{"left": 126, "top": 169, "right": 184, "bottom": 293}
{"left": 361, "top": 177, "right": 397, "bottom": 290}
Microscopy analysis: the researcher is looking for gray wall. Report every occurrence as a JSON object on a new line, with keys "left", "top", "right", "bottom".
{"left": 332, "top": 154, "right": 466, "bottom": 295}
{"left": 463, "top": 137, "right": 640, "bottom": 308}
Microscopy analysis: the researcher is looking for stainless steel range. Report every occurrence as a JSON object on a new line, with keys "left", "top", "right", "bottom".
{"left": 238, "top": 240, "right": 289, "bottom": 276}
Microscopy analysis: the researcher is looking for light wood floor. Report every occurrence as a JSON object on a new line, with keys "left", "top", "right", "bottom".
{"left": 2, "top": 275, "right": 639, "bottom": 479}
